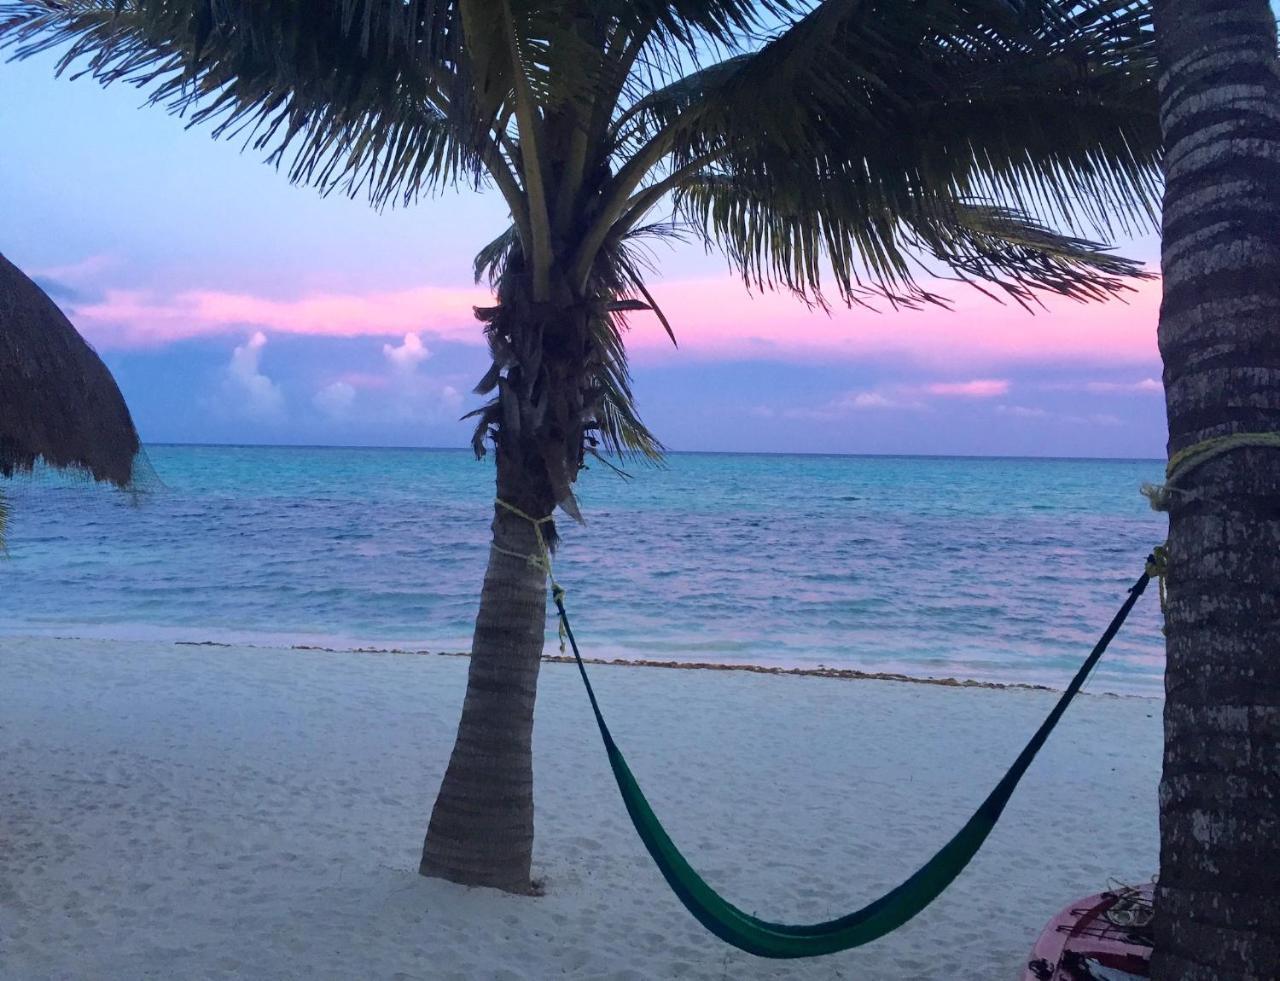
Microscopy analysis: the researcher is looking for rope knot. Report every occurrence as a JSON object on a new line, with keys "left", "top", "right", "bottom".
{"left": 495, "top": 498, "right": 554, "bottom": 526}
{"left": 1144, "top": 545, "right": 1168, "bottom": 580}
{"left": 495, "top": 498, "right": 568, "bottom": 652}
{"left": 1139, "top": 482, "right": 1172, "bottom": 512}
{"left": 1142, "top": 431, "right": 1280, "bottom": 512}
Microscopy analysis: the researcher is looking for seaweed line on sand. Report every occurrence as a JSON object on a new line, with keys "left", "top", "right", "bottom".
{"left": 12, "top": 633, "right": 1151, "bottom": 695}
{"left": 169, "top": 638, "right": 1058, "bottom": 692}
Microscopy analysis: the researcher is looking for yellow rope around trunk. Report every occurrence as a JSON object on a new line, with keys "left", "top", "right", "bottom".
{"left": 490, "top": 498, "right": 567, "bottom": 650}
{"left": 1165, "top": 430, "right": 1280, "bottom": 480}
{"left": 1141, "top": 431, "right": 1280, "bottom": 511}
{"left": 1139, "top": 431, "right": 1280, "bottom": 620}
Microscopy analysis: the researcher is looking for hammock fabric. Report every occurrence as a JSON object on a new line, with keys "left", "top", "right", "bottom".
{"left": 550, "top": 565, "right": 1153, "bottom": 959}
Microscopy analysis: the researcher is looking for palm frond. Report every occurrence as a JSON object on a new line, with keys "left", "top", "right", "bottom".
{"left": 589, "top": 305, "right": 665, "bottom": 461}
{"left": 576, "top": 230, "right": 682, "bottom": 461}
{"left": 613, "top": 0, "right": 1159, "bottom": 304}
{"left": 676, "top": 169, "right": 1149, "bottom": 309}
{"left": 902, "top": 203, "right": 1153, "bottom": 309}
{"left": 608, "top": 0, "right": 803, "bottom": 58}
{"left": 474, "top": 224, "right": 520, "bottom": 287}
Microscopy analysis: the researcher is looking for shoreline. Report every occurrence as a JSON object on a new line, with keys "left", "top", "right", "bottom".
{"left": 1, "top": 628, "right": 1163, "bottom": 697}
{"left": 149, "top": 635, "right": 1154, "bottom": 697}
{"left": 0, "top": 629, "right": 1162, "bottom": 697}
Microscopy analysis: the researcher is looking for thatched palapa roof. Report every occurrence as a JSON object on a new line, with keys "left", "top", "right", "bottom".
{"left": 0, "top": 252, "right": 140, "bottom": 487}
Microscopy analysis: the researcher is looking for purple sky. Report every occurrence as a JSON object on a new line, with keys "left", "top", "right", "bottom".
{"left": 1, "top": 52, "right": 1168, "bottom": 458}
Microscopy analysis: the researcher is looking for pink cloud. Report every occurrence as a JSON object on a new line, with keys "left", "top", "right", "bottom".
{"left": 71, "top": 269, "right": 1161, "bottom": 371}
{"left": 627, "top": 276, "right": 1162, "bottom": 366}
{"left": 73, "top": 284, "right": 490, "bottom": 348}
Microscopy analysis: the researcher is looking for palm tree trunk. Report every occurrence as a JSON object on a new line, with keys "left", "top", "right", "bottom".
{"left": 1150, "top": 1, "right": 1280, "bottom": 977}
{"left": 419, "top": 446, "right": 556, "bottom": 894}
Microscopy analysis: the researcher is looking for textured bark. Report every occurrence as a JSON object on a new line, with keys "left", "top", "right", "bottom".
{"left": 420, "top": 278, "right": 593, "bottom": 893}
{"left": 419, "top": 442, "right": 557, "bottom": 894}
{"left": 1151, "top": 2, "right": 1280, "bottom": 977}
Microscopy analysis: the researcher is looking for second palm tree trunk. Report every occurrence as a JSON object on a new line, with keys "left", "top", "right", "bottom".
{"left": 1151, "top": 0, "right": 1280, "bottom": 976}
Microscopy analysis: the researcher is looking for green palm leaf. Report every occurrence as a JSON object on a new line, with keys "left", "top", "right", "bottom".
{"left": 616, "top": 0, "right": 1159, "bottom": 304}
{"left": 676, "top": 169, "right": 1151, "bottom": 309}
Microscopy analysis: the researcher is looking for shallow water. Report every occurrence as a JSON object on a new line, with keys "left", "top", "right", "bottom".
{"left": 0, "top": 445, "right": 1167, "bottom": 694}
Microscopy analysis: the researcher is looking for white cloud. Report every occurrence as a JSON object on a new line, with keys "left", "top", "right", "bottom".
{"left": 382, "top": 332, "right": 431, "bottom": 371}
{"left": 779, "top": 407, "right": 837, "bottom": 421}
{"left": 1041, "top": 378, "right": 1163, "bottom": 394}
{"left": 846, "top": 392, "right": 897, "bottom": 409}
{"left": 832, "top": 390, "right": 927, "bottom": 412}
{"left": 997, "top": 404, "right": 1124, "bottom": 427}
{"left": 313, "top": 381, "right": 356, "bottom": 418}
{"left": 996, "top": 404, "right": 1048, "bottom": 418}
{"left": 757, "top": 376, "right": 1044, "bottom": 423}
{"left": 226, "top": 331, "right": 283, "bottom": 417}
{"left": 31, "top": 253, "right": 116, "bottom": 282}
{"left": 826, "top": 379, "right": 1007, "bottom": 413}
{"left": 772, "top": 384, "right": 941, "bottom": 420}
{"left": 1083, "top": 378, "right": 1162, "bottom": 394}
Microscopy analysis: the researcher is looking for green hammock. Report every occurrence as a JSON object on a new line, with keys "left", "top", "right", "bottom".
{"left": 550, "top": 564, "right": 1153, "bottom": 959}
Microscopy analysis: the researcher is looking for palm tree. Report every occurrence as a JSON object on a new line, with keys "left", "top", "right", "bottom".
{"left": 1, "top": 0, "right": 1163, "bottom": 894}
{"left": 1, "top": 251, "right": 144, "bottom": 548}
{"left": 1147, "top": 1, "right": 1280, "bottom": 977}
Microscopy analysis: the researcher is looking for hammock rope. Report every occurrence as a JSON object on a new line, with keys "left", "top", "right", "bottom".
{"left": 495, "top": 498, "right": 1156, "bottom": 959}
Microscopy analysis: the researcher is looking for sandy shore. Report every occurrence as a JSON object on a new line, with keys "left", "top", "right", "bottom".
{"left": 0, "top": 636, "right": 1160, "bottom": 980}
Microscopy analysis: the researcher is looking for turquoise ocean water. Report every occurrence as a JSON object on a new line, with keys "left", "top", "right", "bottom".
{"left": 0, "top": 446, "right": 1168, "bottom": 695}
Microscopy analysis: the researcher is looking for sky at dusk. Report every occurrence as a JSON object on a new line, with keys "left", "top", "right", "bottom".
{"left": 1, "top": 52, "right": 1169, "bottom": 458}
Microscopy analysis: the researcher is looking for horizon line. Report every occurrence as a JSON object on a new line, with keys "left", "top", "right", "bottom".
{"left": 141, "top": 441, "right": 1165, "bottom": 464}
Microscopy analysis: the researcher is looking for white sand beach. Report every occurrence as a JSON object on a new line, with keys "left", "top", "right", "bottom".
{"left": 1, "top": 636, "right": 1160, "bottom": 980}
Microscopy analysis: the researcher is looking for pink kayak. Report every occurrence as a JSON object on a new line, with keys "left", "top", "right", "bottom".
{"left": 1023, "top": 882, "right": 1155, "bottom": 981}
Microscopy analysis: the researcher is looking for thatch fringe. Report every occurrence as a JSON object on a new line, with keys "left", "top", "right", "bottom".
{"left": 0, "top": 252, "right": 140, "bottom": 487}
